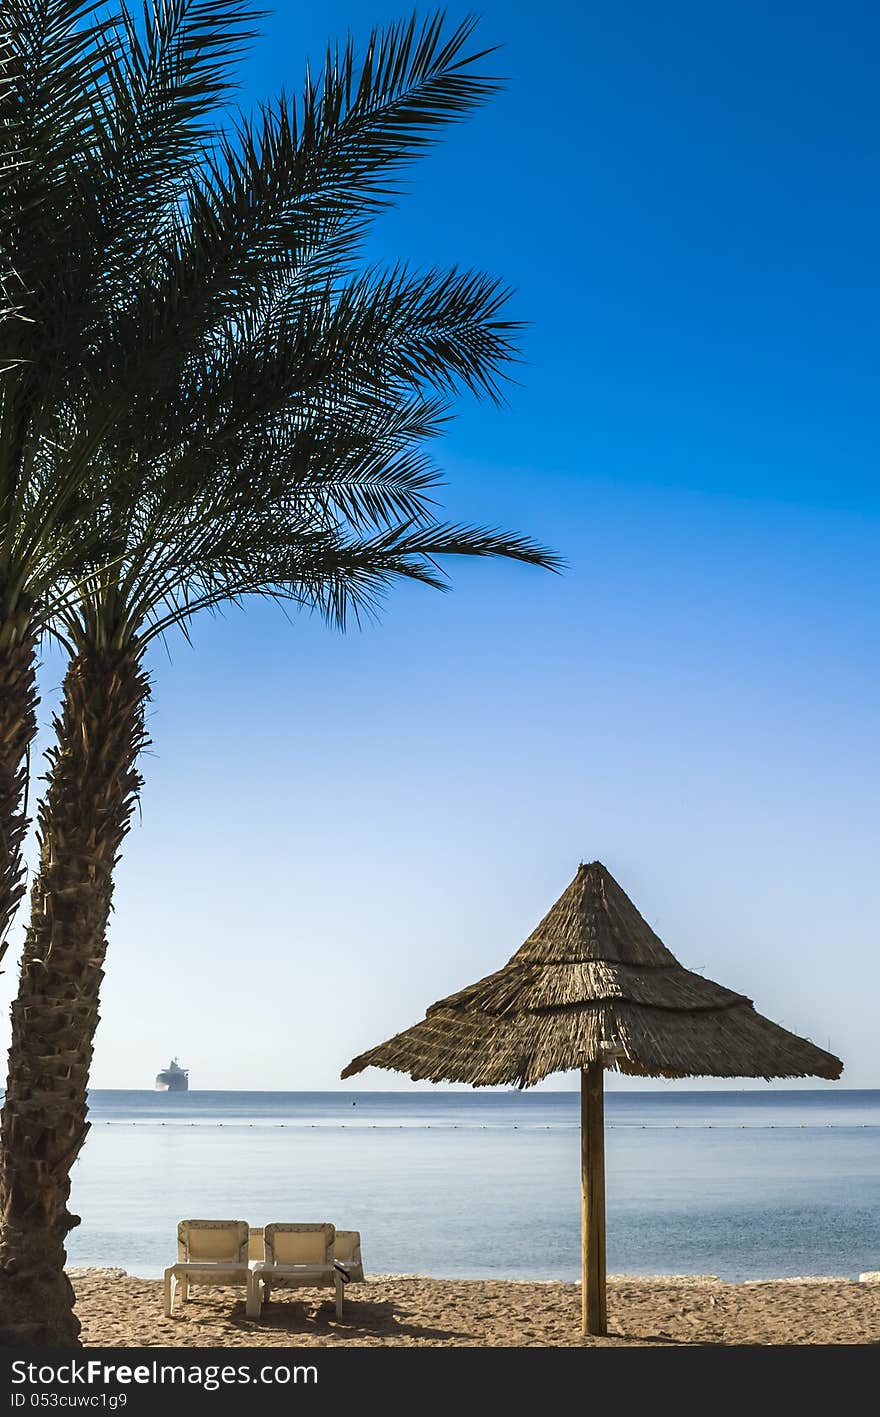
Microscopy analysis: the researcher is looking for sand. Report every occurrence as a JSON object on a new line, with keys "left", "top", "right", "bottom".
{"left": 71, "top": 1270, "right": 880, "bottom": 1347}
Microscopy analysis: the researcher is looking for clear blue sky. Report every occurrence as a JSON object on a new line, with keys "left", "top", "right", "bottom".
{"left": 4, "top": 2, "right": 878, "bottom": 1089}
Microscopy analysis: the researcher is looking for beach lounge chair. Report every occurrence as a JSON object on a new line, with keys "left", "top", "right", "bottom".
{"left": 248, "top": 1224, "right": 361, "bottom": 1277}
{"left": 332, "top": 1230, "right": 365, "bottom": 1283}
{"left": 163, "top": 1220, "right": 250, "bottom": 1317}
{"left": 246, "top": 1223, "right": 342, "bottom": 1319}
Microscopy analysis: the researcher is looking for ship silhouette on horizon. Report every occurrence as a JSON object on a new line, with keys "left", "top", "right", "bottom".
{"left": 154, "top": 1058, "right": 188, "bottom": 1092}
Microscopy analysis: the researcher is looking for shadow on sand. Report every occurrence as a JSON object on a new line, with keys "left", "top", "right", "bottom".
{"left": 219, "top": 1295, "right": 710, "bottom": 1347}
{"left": 226, "top": 1295, "right": 472, "bottom": 1344}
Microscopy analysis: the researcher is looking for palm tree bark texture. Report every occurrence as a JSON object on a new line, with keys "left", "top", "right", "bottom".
{"left": 0, "top": 621, "right": 39, "bottom": 955}
{"left": 0, "top": 644, "right": 149, "bottom": 1344}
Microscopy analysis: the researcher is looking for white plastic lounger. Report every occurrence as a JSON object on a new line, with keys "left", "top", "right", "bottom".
{"left": 332, "top": 1230, "right": 365, "bottom": 1283}
{"left": 249, "top": 1225, "right": 361, "bottom": 1278}
{"left": 246, "top": 1223, "right": 342, "bottom": 1319}
{"left": 164, "top": 1220, "right": 250, "bottom": 1317}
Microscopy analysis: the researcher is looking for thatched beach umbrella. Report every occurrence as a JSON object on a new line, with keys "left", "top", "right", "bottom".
{"left": 342, "top": 862, "right": 843, "bottom": 1336}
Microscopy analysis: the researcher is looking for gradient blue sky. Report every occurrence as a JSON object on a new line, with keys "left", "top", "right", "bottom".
{"left": 3, "top": 1, "right": 879, "bottom": 1089}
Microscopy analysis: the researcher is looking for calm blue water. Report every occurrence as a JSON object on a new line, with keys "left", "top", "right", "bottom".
{"left": 66, "top": 1090, "right": 880, "bottom": 1282}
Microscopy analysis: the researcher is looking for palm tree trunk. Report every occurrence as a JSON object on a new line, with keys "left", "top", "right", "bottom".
{"left": 0, "top": 622, "right": 39, "bottom": 953}
{"left": 0, "top": 643, "right": 149, "bottom": 1345}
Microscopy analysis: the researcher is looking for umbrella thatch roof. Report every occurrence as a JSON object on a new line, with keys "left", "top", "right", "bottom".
{"left": 342, "top": 861, "right": 843, "bottom": 1087}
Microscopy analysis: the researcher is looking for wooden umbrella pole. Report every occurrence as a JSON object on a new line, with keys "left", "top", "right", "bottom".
{"left": 580, "top": 1061, "right": 607, "bottom": 1336}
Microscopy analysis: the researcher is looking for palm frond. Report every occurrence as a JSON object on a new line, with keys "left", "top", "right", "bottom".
{"left": 86, "top": 2, "right": 261, "bottom": 273}
{"left": 6, "top": 8, "right": 556, "bottom": 654}
{"left": 115, "top": 510, "right": 558, "bottom": 644}
{"left": 103, "top": 11, "right": 500, "bottom": 397}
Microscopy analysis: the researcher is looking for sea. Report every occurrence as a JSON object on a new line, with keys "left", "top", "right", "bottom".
{"left": 66, "top": 1090, "right": 880, "bottom": 1282}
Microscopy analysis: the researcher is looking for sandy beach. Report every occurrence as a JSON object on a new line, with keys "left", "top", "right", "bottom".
{"left": 71, "top": 1270, "right": 880, "bottom": 1347}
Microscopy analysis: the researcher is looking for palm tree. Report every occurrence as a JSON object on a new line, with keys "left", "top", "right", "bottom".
{"left": 0, "top": 2, "right": 116, "bottom": 952}
{"left": 0, "top": 6, "right": 558, "bottom": 1344}
{"left": 0, "top": 0, "right": 265, "bottom": 949}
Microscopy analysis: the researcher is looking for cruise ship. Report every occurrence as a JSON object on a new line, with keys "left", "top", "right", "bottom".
{"left": 154, "top": 1058, "right": 188, "bottom": 1092}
